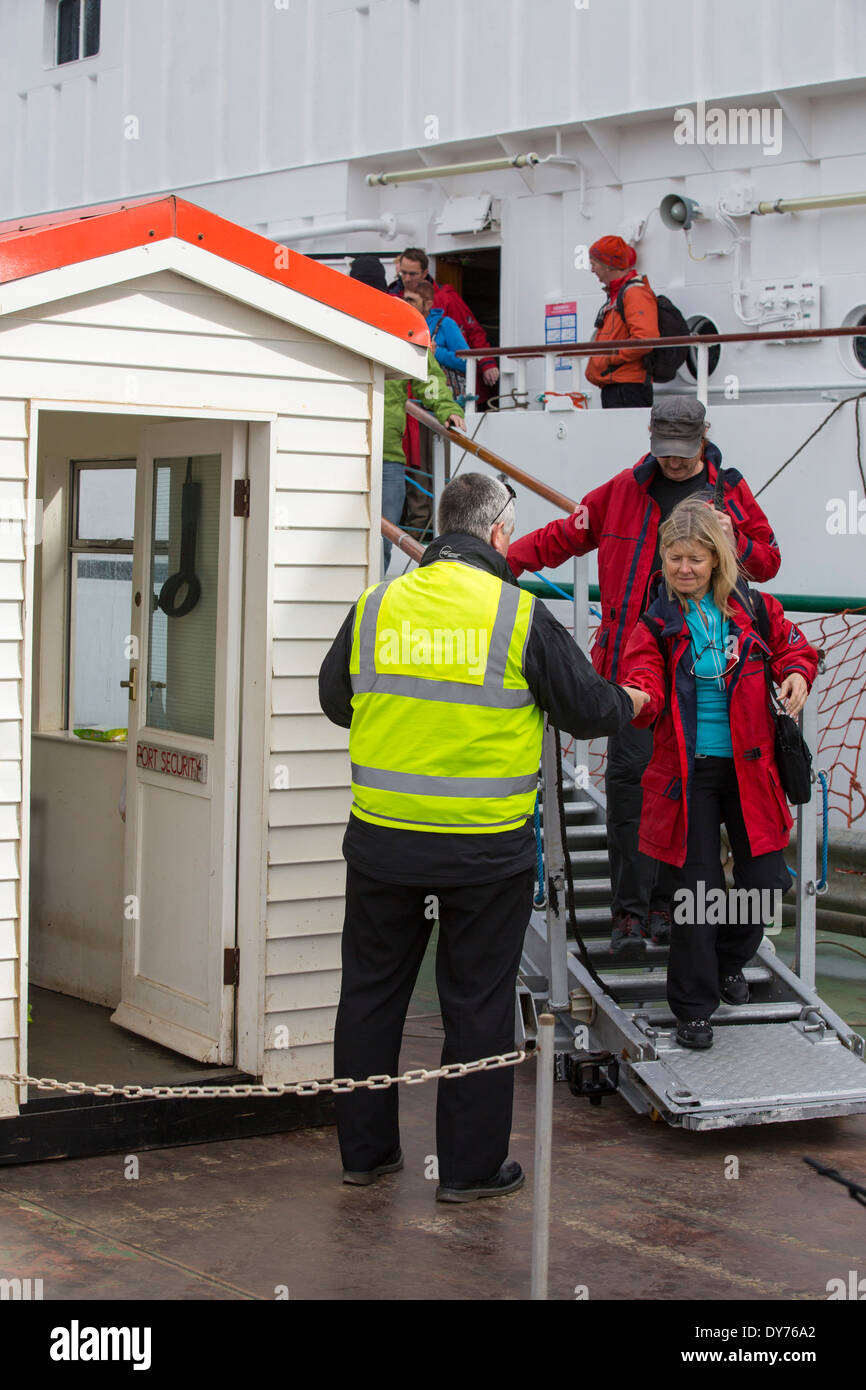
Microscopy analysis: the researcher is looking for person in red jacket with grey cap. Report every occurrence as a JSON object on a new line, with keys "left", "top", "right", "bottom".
{"left": 506, "top": 396, "right": 782, "bottom": 960}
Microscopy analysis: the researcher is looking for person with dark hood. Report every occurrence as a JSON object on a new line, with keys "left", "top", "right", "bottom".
{"left": 348, "top": 256, "right": 465, "bottom": 571}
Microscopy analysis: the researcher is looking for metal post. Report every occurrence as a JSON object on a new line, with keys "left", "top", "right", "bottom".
{"left": 571, "top": 555, "right": 590, "bottom": 777}
{"left": 465, "top": 358, "right": 478, "bottom": 417}
{"left": 431, "top": 434, "right": 446, "bottom": 518}
{"left": 540, "top": 726, "right": 569, "bottom": 1011}
{"left": 544, "top": 354, "right": 556, "bottom": 406}
{"left": 531, "top": 1013, "right": 555, "bottom": 1302}
{"left": 515, "top": 358, "right": 528, "bottom": 405}
{"left": 696, "top": 344, "right": 709, "bottom": 406}
{"left": 794, "top": 661, "right": 822, "bottom": 990}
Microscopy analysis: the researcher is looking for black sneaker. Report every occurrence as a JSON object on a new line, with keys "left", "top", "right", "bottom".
{"left": 436, "top": 1159, "right": 525, "bottom": 1204}
{"left": 342, "top": 1148, "right": 404, "bottom": 1186}
{"left": 609, "top": 912, "right": 648, "bottom": 959}
{"left": 720, "top": 971, "right": 750, "bottom": 1005}
{"left": 676, "top": 1018, "right": 713, "bottom": 1050}
{"left": 643, "top": 907, "right": 672, "bottom": 946}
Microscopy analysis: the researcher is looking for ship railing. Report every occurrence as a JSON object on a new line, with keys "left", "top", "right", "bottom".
{"left": 456, "top": 323, "right": 866, "bottom": 411}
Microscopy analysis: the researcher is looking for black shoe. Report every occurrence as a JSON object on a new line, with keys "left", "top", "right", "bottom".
{"left": 720, "top": 971, "right": 750, "bottom": 1005}
{"left": 676, "top": 1018, "right": 713, "bottom": 1050}
{"left": 642, "top": 907, "right": 672, "bottom": 946}
{"left": 436, "top": 1159, "right": 525, "bottom": 1203}
{"left": 342, "top": 1148, "right": 404, "bottom": 1186}
{"left": 609, "top": 912, "right": 648, "bottom": 959}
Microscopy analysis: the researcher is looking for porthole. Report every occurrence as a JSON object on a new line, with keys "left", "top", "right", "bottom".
{"left": 840, "top": 306, "right": 866, "bottom": 377}
{"left": 681, "top": 314, "right": 721, "bottom": 380}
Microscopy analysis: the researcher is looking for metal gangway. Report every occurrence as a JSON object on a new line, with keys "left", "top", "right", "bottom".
{"left": 389, "top": 390, "right": 866, "bottom": 1132}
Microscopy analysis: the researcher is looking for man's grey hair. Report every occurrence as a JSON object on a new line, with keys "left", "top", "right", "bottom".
{"left": 437, "top": 472, "right": 515, "bottom": 542}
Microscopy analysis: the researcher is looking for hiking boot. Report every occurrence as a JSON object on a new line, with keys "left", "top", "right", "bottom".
{"left": 436, "top": 1159, "right": 525, "bottom": 1204}
{"left": 675, "top": 1018, "right": 713, "bottom": 1050}
{"left": 342, "top": 1148, "right": 404, "bottom": 1186}
{"left": 642, "top": 907, "right": 672, "bottom": 946}
{"left": 720, "top": 971, "right": 750, "bottom": 1005}
{"left": 609, "top": 912, "right": 647, "bottom": 960}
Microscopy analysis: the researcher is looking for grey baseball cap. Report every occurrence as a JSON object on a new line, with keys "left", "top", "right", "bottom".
{"left": 650, "top": 396, "right": 706, "bottom": 458}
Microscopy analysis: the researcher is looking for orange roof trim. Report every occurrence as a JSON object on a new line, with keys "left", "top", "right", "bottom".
{"left": 0, "top": 195, "right": 430, "bottom": 349}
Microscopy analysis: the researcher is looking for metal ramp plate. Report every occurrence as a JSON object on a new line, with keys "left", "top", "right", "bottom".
{"left": 632, "top": 1023, "right": 866, "bottom": 1129}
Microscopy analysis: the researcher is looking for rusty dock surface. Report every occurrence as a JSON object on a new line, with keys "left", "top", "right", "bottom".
{"left": 1, "top": 1016, "right": 864, "bottom": 1303}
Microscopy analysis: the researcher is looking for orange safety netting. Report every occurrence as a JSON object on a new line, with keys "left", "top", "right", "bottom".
{"left": 570, "top": 608, "right": 866, "bottom": 827}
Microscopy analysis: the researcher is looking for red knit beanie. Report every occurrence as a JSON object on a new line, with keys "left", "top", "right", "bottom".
{"left": 589, "top": 236, "right": 636, "bottom": 269}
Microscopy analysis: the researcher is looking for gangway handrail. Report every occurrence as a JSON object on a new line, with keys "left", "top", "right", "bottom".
{"left": 455, "top": 324, "right": 866, "bottom": 359}
{"left": 405, "top": 401, "right": 578, "bottom": 512}
{"left": 381, "top": 515, "right": 424, "bottom": 562}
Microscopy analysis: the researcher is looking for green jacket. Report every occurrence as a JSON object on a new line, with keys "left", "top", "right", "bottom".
{"left": 382, "top": 349, "right": 463, "bottom": 462}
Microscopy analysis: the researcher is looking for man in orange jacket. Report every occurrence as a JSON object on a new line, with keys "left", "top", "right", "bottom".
{"left": 585, "top": 236, "right": 659, "bottom": 409}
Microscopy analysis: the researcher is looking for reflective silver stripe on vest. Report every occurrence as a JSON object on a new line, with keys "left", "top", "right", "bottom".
{"left": 352, "top": 764, "right": 538, "bottom": 797}
{"left": 350, "top": 567, "right": 530, "bottom": 706}
{"left": 353, "top": 675, "right": 531, "bottom": 708}
{"left": 352, "top": 806, "right": 532, "bottom": 830}
{"left": 355, "top": 581, "right": 390, "bottom": 688}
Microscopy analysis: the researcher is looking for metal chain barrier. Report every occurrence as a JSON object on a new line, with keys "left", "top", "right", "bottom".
{"left": 0, "top": 1050, "right": 534, "bottom": 1100}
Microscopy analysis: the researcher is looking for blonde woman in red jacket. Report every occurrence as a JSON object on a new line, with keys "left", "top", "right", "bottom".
{"left": 620, "top": 498, "right": 818, "bottom": 1050}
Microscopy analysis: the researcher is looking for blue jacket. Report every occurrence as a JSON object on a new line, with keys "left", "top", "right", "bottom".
{"left": 427, "top": 307, "right": 468, "bottom": 374}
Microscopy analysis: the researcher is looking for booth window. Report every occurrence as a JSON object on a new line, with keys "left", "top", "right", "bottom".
{"left": 55, "top": 0, "right": 100, "bottom": 65}
{"left": 68, "top": 462, "right": 135, "bottom": 736}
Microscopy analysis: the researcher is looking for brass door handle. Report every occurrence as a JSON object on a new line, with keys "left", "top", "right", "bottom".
{"left": 120, "top": 666, "right": 138, "bottom": 701}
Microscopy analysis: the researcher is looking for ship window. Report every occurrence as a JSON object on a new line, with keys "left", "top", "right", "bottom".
{"left": 854, "top": 315, "right": 866, "bottom": 372}
{"left": 56, "top": 0, "right": 100, "bottom": 66}
{"left": 682, "top": 315, "right": 721, "bottom": 380}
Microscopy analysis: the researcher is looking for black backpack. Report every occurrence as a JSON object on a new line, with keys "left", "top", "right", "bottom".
{"left": 611, "top": 277, "right": 690, "bottom": 383}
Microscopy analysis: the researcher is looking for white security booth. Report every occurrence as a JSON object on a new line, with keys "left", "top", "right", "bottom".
{"left": 0, "top": 195, "right": 427, "bottom": 1138}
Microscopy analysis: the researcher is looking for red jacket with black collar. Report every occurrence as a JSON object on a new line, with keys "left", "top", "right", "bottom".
{"left": 506, "top": 443, "right": 782, "bottom": 681}
{"left": 619, "top": 577, "right": 818, "bottom": 866}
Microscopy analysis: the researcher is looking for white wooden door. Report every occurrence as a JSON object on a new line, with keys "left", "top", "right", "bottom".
{"left": 111, "top": 421, "right": 247, "bottom": 1063}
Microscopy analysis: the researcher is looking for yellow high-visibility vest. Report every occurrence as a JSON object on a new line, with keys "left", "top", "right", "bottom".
{"left": 348, "top": 556, "right": 543, "bottom": 833}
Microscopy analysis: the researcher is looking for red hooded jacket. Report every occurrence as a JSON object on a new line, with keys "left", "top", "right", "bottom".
{"left": 620, "top": 578, "right": 819, "bottom": 866}
{"left": 506, "top": 444, "right": 781, "bottom": 681}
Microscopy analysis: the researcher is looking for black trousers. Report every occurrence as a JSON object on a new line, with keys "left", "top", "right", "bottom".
{"left": 333, "top": 865, "right": 535, "bottom": 1184}
{"left": 606, "top": 722, "right": 670, "bottom": 919}
{"left": 667, "top": 756, "right": 792, "bottom": 1021}
{"left": 601, "top": 381, "right": 654, "bottom": 409}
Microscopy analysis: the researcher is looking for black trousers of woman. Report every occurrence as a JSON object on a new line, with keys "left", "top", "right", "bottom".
{"left": 667, "top": 756, "right": 792, "bottom": 1022}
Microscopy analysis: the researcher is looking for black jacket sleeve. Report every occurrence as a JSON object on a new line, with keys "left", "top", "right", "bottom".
{"left": 523, "top": 598, "right": 634, "bottom": 738}
{"left": 318, "top": 605, "right": 356, "bottom": 728}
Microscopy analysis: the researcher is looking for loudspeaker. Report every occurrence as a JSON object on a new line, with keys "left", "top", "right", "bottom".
{"left": 660, "top": 194, "right": 702, "bottom": 230}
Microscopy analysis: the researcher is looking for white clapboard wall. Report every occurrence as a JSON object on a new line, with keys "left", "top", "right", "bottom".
{"left": 0, "top": 400, "right": 26, "bottom": 1117}
{"left": 0, "top": 268, "right": 382, "bottom": 1100}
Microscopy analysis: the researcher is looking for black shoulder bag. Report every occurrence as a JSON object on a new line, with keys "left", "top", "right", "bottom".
{"left": 749, "top": 591, "right": 813, "bottom": 805}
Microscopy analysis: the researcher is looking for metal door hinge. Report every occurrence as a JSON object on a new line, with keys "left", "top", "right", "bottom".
{"left": 233, "top": 479, "right": 250, "bottom": 517}
{"left": 223, "top": 947, "right": 240, "bottom": 986}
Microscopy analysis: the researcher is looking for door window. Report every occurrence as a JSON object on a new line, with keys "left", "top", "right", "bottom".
{"left": 146, "top": 455, "right": 221, "bottom": 740}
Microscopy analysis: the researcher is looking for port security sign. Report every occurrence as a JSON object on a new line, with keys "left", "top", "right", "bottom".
{"left": 136, "top": 740, "right": 207, "bottom": 784}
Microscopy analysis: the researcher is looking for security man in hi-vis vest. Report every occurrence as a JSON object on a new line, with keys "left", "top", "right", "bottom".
{"left": 319, "top": 473, "right": 648, "bottom": 1202}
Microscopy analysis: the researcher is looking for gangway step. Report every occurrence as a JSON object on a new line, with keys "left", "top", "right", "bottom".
{"left": 568, "top": 850, "right": 612, "bottom": 875}
{"left": 634, "top": 1001, "right": 805, "bottom": 1026}
{"left": 596, "top": 964, "right": 772, "bottom": 999}
{"left": 577, "top": 934, "right": 669, "bottom": 958}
